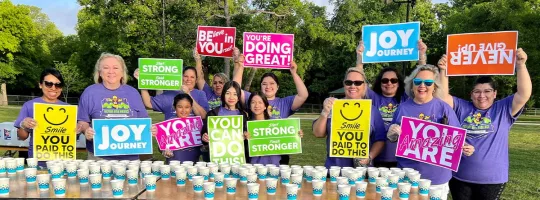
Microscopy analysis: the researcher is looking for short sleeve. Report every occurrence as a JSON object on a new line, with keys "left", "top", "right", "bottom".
{"left": 132, "top": 91, "right": 149, "bottom": 118}
{"left": 367, "top": 88, "right": 378, "bottom": 99}
{"left": 202, "top": 83, "right": 214, "bottom": 101}
{"left": 243, "top": 90, "right": 252, "bottom": 105}
{"left": 14, "top": 102, "right": 30, "bottom": 128}
{"left": 195, "top": 91, "right": 209, "bottom": 111}
{"left": 283, "top": 95, "right": 297, "bottom": 112}
{"left": 77, "top": 90, "right": 91, "bottom": 122}
{"left": 371, "top": 107, "right": 387, "bottom": 142}
{"left": 150, "top": 93, "right": 168, "bottom": 113}
{"left": 452, "top": 96, "right": 470, "bottom": 115}
{"left": 445, "top": 104, "right": 461, "bottom": 128}
{"left": 500, "top": 95, "right": 523, "bottom": 120}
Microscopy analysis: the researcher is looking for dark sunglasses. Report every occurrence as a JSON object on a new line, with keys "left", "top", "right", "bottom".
{"left": 413, "top": 78, "right": 434, "bottom": 86}
{"left": 381, "top": 78, "right": 398, "bottom": 84}
{"left": 43, "top": 81, "right": 63, "bottom": 89}
{"left": 343, "top": 80, "right": 365, "bottom": 86}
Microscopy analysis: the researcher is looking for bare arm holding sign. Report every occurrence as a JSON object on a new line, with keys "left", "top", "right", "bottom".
{"left": 133, "top": 69, "right": 154, "bottom": 109}
{"left": 512, "top": 48, "right": 531, "bottom": 116}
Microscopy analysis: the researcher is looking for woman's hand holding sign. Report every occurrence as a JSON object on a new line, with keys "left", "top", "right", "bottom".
{"left": 387, "top": 124, "right": 401, "bottom": 143}
{"left": 462, "top": 142, "right": 475, "bottom": 156}
{"left": 21, "top": 117, "right": 37, "bottom": 129}
{"left": 202, "top": 133, "right": 209, "bottom": 143}
{"left": 85, "top": 127, "right": 95, "bottom": 141}
{"left": 151, "top": 125, "right": 157, "bottom": 137}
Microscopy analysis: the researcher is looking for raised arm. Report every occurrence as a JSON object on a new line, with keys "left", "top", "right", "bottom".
{"left": 512, "top": 48, "right": 531, "bottom": 116}
{"left": 194, "top": 48, "right": 206, "bottom": 91}
{"left": 418, "top": 39, "right": 427, "bottom": 65}
{"left": 355, "top": 41, "right": 364, "bottom": 72}
{"left": 133, "top": 69, "right": 154, "bottom": 109}
{"left": 182, "top": 85, "right": 207, "bottom": 119}
{"left": 312, "top": 98, "right": 334, "bottom": 138}
{"left": 290, "top": 60, "right": 309, "bottom": 111}
{"left": 437, "top": 54, "right": 454, "bottom": 108}
{"left": 232, "top": 47, "right": 244, "bottom": 85}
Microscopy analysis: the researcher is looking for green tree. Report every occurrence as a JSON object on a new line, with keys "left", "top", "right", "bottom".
{"left": 55, "top": 61, "right": 84, "bottom": 102}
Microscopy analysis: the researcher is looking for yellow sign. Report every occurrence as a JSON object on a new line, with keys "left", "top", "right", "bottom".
{"left": 33, "top": 103, "right": 78, "bottom": 161}
{"left": 330, "top": 99, "right": 372, "bottom": 158}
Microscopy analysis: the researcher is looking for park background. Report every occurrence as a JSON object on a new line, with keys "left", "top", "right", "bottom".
{"left": 1, "top": 0, "right": 539, "bottom": 199}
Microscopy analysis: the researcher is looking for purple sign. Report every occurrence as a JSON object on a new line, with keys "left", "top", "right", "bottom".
{"left": 154, "top": 117, "right": 203, "bottom": 151}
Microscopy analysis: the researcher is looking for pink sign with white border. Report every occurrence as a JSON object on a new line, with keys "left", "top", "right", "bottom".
{"left": 154, "top": 116, "right": 203, "bottom": 151}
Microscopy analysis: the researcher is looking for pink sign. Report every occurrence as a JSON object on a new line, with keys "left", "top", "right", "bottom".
{"left": 197, "top": 26, "right": 236, "bottom": 57}
{"left": 154, "top": 117, "right": 203, "bottom": 151}
{"left": 243, "top": 32, "right": 294, "bottom": 69}
{"left": 396, "top": 116, "right": 466, "bottom": 172}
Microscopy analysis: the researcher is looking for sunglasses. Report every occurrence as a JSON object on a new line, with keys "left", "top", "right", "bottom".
{"left": 381, "top": 78, "right": 398, "bottom": 84}
{"left": 343, "top": 80, "right": 365, "bottom": 86}
{"left": 413, "top": 78, "right": 434, "bottom": 86}
{"left": 43, "top": 81, "right": 63, "bottom": 89}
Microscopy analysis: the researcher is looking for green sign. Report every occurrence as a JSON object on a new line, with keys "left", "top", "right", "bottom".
{"left": 247, "top": 118, "right": 302, "bottom": 156}
{"left": 138, "top": 58, "right": 183, "bottom": 90}
{"left": 208, "top": 115, "right": 246, "bottom": 164}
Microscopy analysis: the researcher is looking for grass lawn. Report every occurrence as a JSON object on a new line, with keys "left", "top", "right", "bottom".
{"left": 1, "top": 106, "right": 539, "bottom": 199}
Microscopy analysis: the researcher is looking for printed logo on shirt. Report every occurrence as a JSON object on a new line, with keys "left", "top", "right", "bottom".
{"left": 100, "top": 95, "right": 133, "bottom": 118}
{"left": 269, "top": 105, "right": 281, "bottom": 119}
{"left": 208, "top": 98, "right": 222, "bottom": 110}
{"left": 417, "top": 112, "right": 434, "bottom": 122}
{"left": 461, "top": 112, "right": 493, "bottom": 138}
{"left": 379, "top": 103, "right": 399, "bottom": 122}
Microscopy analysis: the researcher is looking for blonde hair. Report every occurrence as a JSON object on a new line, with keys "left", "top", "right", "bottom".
{"left": 404, "top": 64, "right": 443, "bottom": 99}
{"left": 213, "top": 73, "right": 230, "bottom": 83}
{"left": 93, "top": 53, "right": 129, "bottom": 84}
{"left": 343, "top": 67, "right": 369, "bottom": 99}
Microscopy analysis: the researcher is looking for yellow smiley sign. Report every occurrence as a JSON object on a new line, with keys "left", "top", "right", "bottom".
{"left": 33, "top": 103, "right": 78, "bottom": 161}
{"left": 330, "top": 99, "right": 372, "bottom": 158}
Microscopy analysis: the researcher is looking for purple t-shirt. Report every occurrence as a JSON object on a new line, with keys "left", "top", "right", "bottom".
{"left": 151, "top": 90, "right": 209, "bottom": 120}
{"left": 203, "top": 83, "right": 221, "bottom": 110}
{"left": 14, "top": 98, "right": 68, "bottom": 167}
{"left": 391, "top": 97, "right": 460, "bottom": 185}
{"left": 452, "top": 95, "right": 522, "bottom": 184}
{"left": 78, "top": 84, "right": 149, "bottom": 161}
{"left": 368, "top": 89, "right": 409, "bottom": 162}
{"left": 269, "top": 95, "right": 296, "bottom": 119}
{"left": 316, "top": 104, "right": 386, "bottom": 169}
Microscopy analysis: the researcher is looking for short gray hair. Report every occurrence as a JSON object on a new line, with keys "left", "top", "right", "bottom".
{"left": 343, "top": 67, "right": 369, "bottom": 99}
{"left": 93, "top": 53, "right": 129, "bottom": 85}
{"left": 213, "top": 73, "right": 229, "bottom": 83}
{"left": 404, "top": 64, "right": 443, "bottom": 99}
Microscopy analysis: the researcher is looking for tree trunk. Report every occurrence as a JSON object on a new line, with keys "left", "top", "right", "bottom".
{"left": 0, "top": 83, "right": 7, "bottom": 106}
{"left": 244, "top": 68, "right": 257, "bottom": 91}
{"left": 223, "top": 0, "right": 231, "bottom": 78}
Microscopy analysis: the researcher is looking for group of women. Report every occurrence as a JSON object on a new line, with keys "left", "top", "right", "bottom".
{"left": 14, "top": 39, "right": 531, "bottom": 200}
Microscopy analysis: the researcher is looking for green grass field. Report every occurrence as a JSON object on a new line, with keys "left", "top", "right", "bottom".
{"left": 0, "top": 106, "right": 539, "bottom": 199}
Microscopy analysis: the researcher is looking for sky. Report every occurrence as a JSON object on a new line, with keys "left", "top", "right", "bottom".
{"left": 13, "top": 0, "right": 449, "bottom": 35}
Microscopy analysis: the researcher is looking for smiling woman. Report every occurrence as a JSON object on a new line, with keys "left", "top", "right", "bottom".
{"left": 14, "top": 68, "right": 70, "bottom": 169}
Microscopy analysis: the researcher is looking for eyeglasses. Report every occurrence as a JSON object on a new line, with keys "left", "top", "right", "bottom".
{"left": 413, "top": 78, "right": 434, "bottom": 86}
{"left": 381, "top": 78, "right": 398, "bottom": 84}
{"left": 43, "top": 81, "right": 63, "bottom": 89}
{"left": 472, "top": 89, "right": 494, "bottom": 96}
{"left": 343, "top": 80, "right": 365, "bottom": 86}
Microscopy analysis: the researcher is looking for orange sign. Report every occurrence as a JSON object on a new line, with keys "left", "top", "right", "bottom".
{"left": 446, "top": 31, "right": 518, "bottom": 76}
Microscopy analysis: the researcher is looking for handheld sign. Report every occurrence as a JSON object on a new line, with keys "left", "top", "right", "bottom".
{"left": 446, "top": 31, "right": 518, "bottom": 76}
{"left": 243, "top": 32, "right": 294, "bottom": 69}
{"left": 197, "top": 26, "right": 236, "bottom": 57}
{"left": 208, "top": 116, "right": 245, "bottom": 164}
{"left": 92, "top": 118, "right": 153, "bottom": 156}
{"left": 330, "top": 99, "right": 372, "bottom": 158}
{"left": 362, "top": 22, "right": 420, "bottom": 63}
{"left": 396, "top": 116, "right": 466, "bottom": 172}
{"left": 247, "top": 119, "right": 302, "bottom": 156}
{"left": 33, "top": 103, "right": 78, "bottom": 161}
{"left": 138, "top": 58, "right": 183, "bottom": 90}
{"left": 154, "top": 117, "right": 203, "bottom": 151}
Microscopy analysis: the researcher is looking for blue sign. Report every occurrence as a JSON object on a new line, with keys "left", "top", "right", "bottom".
{"left": 362, "top": 22, "right": 420, "bottom": 63}
{"left": 92, "top": 118, "right": 153, "bottom": 156}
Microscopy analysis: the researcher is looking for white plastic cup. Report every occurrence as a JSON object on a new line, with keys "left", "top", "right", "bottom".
{"left": 312, "top": 170, "right": 324, "bottom": 182}
{"left": 66, "top": 164, "right": 78, "bottom": 179}
{"left": 225, "top": 178, "right": 238, "bottom": 194}
{"left": 77, "top": 169, "right": 89, "bottom": 185}
{"left": 312, "top": 179, "right": 324, "bottom": 197}
{"left": 160, "top": 165, "right": 171, "bottom": 180}
{"left": 290, "top": 174, "right": 302, "bottom": 189}
{"left": 187, "top": 166, "right": 198, "bottom": 181}
{"left": 0, "top": 177, "right": 9, "bottom": 195}
{"left": 265, "top": 178, "right": 278, "bottom": 195}
{"left": 367, "top": 169, "right": 379, "bottom": 184}
{"left": 144, "top": 175, "right": 157, "bottom": 192}
{"left": 304, "top": 168, "right": 313, "bottom": 182}
{"left": 213, "top": 172, "right": 224, "bottom": 188}
{"left": 409, "top": 173, "right": 421, "bottom": 188}
{"left": 347, "top": 171, "right": 360, "bottom": 185}
{"left": 388, "top": 174, "right": 400, "bottom": 189}
{"left": 100, "top": 164, "right": 112, "bottom": 179}
{"left": 337, "top": 184, "right": 351, "bottom": 200}
{"left": 429, "top": 186, "right": 443, "bottom": 200}
{"left": 5, "top": 160, "right": 16, "bottom": 175}
{"left": 203, "top": 182, "right": 216, "bottom": 200}
{"left": 336, "top": 176, "right": 349, "bottom": 190}
{"left": 24, "top": 168, "right": 37, "bottom": 183}
{"left": 419, "top": 179, "right": 432, "bottom": 196}
{"left": 37, "top": 174, "right": 50, "bottom": 191}
{"left": 199, "top": 167, "right": 210, "bottom": 181}
{"left": 52, "top": 178, "right": 66, "bottom": 196}
{"left": 26, "top": 158, "right": 38, "bottom": 169}
{"left": 111, "top": 179, "right": 124, "bottom": 197}
{"left": 280, "top": 169, "right": 291, "bottom": 184}
{"left": 247, "top": 173, "right": 258, "bottom": 184}
{"left": 268, "top": 167, "right": 280, "bottom": 179}
{"left": 140, "top": 165, "right": 152, "bottom": 178}
{"left": 291, "top": 167, "right": 303, "bottom": 176}
{"left": 220, "top": 165, "right": 231, "bottom": 178}
{"left": 89, "top": 174, "right": 102, "bottom": 190}
{"left": 398, "top": 182, "right": 412, "bottom": 200}
{"left": 381, "top": 186, "right": 394, "bottom": 200}
{"left": 50, "top": 164, "right": 63, "bottom": 179}
{"left": 376, "top": 177, "right": 389, "bottom": 193}
{"left": 329, "top": 168, "right": 340, "bottom": 183}
{"left": 192, "top": 176, "right": 204, "bottom": 193}
{"left": 126, "top": 170, "right": 138, "bottom": 185}
{"left": 355, "top": 181, "right": 368, "bottom": 198}
{"left": 257, "top": 166, "right": 268, "bottom": 180}
{"left": 286, "top": 184, "right": 298, "bottom": 200}
{"left": 89, "top": 164, "right": 101, "bottom": 175}
{"left": 15, "top": 158, "right": 24, "bottom": 172}
{"left": 175, "top": 170, "right": 187, "bottom": 186}
{"left": 247, "top": 183, "right": 260, "bottom": 200}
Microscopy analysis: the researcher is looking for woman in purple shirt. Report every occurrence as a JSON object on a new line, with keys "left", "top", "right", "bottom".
{"left": 233, "top": 55, "right": 309, "bottom": 165}
{"left": 15, "top": 68, "right": 72, "bottom": 168}
{"left": 245, "top": 92, "right": 304, "bottom": 166}
{"left": 201, "top": 81, "right": 249, "bottom": 163}
{"left": 355, "top": 40, "right": 427, "bottom": 168}
{"left": 438, "top": 49, "right": 531, "bottom": 200}
{"left": 78, "top": 53, "right": 149, "bottom": 161}
{"left": 312, "top": 67, "right": 387, "bottom": 169}
{"left": 135, "top": 66, "right": 208, "bottom": 120}
{"left": 151, "top": 93, "right": 201, "bottom": 163}
{"left": 387, "top": 64, "right": 475, "bottom": 200}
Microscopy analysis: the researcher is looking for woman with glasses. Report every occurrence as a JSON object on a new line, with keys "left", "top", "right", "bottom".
{"left": 355, "top": 40, "right": 427, "bottom": 168}
{"left": 438, "top": 49, "right": 531, "bottom": 200}
{"left": 14, "top": 68, "right": 74, "bottom": 168}
{"left": 386, "top": 64, "right": 475, "bottom": 200}
{"left": 312, "top": 67, "right": 386, "bottom": 168}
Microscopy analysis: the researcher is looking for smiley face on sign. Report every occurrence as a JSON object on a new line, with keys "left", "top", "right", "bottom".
{"left": 43, "top": 107, "right": 69, "bottom": 126}
{"left": 340, "top": 102, "right": 363, "bottom": 121}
